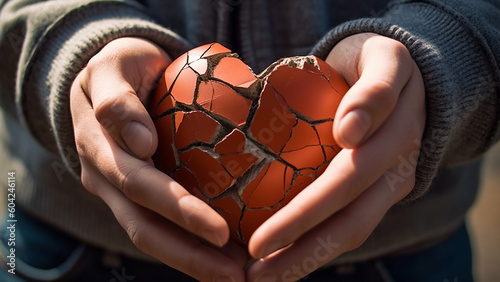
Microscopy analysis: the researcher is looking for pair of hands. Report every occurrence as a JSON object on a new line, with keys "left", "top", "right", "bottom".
{"left": 70, "top": 33, "right": 425, "bottom": 281}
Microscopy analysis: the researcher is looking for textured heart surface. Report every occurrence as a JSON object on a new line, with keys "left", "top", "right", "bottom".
{"left": 150, "top": 43, "right": 348, "bottom": 244}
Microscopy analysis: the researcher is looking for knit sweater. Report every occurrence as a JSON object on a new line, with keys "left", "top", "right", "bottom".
{"left": 0, "top": 0, "right": 499, "bottom": 264}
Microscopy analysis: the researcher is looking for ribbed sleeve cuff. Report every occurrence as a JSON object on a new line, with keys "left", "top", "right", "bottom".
{"left": 311, "top": 2, "right": 499, "bottom": 201}
{"left": 21, "top": 1, "right": 191, "bottom": 178}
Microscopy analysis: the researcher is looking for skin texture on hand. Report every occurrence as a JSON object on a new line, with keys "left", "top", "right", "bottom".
{"left": 70, "top": 37, "right": 247, "bottom": 281}
{"left": 69, "top": 34, "right": 425, "bottom": 281}
{"left": 246, "top": 33, "right": 426, "bottom": 281}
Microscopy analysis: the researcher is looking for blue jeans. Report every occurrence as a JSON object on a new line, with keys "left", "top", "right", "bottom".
{"left": 1, "top": 209, "right": 473, "bottom": 281}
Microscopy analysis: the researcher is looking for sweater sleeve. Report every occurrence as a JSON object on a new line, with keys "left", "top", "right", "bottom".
{"left": 0, "top": 0, "right": 191, "bottom": 176}
{"left": 311, "top": 0, "right": 500, "bottom": 201}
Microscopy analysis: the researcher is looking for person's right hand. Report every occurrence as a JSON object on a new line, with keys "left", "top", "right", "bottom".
{"left": 70, "top": 37, "right": 246, "bottom": 281}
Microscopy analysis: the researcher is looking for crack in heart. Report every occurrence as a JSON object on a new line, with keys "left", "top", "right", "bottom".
{"left": 150, "top": 43, "right": 348, "bottom": 244}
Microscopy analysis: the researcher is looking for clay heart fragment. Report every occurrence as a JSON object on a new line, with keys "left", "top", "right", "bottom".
{"left": 150, "top": 43, "right": 348, "bottom": 244}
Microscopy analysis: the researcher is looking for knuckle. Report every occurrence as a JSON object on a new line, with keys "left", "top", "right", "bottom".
{"left": 126, "top": 222, "right": 148, "bottom": 252}
{"left": 80, "top": 169, "right": 98, "bottom": 194}
{"left": 347, "top": 230, "right": 371, "bottom": 252}
{"left": 174, "top": 194, "right": 196, "bottom": 226}
{"left": 94, "top": 95, "right": 128, "bottom": 122}
{"left": 388, "top": 166, "right": 417, "bottom": 200}
{"left": 408, "top": 120, "right": 424, "bottom": 140}
{"left": 389, "top": 40, "right": 409, "bottom": 56}
{"left": 78, "top": 157, "right": 105, "bottom": 197}
{"left": 186, "top": 253, "right": 203, "bottom": 277}
{"left": 74, "top": 136, "right": 89, "bottom": 159}
{"left": 86, "top": 52, "right": 113, "bottom": 72}
{"left": 119, "top": 163, "right": 149, "bottom": 201}
{"left": 368, "top": 80, "right": 399, "bottom": 107}
{"left": 184, "top": 247, "right": 216, "bottom": 280}
{"left": 71, "top": 69, "right": 87, "bottom": 93}
{"left": 401, "top": 119, "right": 425, "bottom": 148}
{"left": 352, "top": 231, "right": 367, "bottom": 249}
{"left": 400, "top": 174, "right": 416, "bottom": 197}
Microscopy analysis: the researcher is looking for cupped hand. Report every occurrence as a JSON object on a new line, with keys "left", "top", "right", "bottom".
{"left": 70, "top": 37, "right": 247, "bottom": 281}
{"left": 246, "top": 33, "right": 426, "bottom": 281}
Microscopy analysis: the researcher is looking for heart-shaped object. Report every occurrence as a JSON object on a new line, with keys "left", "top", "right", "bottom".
{"left": 150, "top": 43, "right": 348, "bottom": 244}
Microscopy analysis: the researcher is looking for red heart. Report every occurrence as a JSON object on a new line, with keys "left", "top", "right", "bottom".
{"left": 150, "top": 43, "right": 348, "bottom": 244}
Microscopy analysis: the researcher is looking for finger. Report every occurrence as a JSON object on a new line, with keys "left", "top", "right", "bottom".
{"left": 94, "top": 82, "right": 158, "bottom": 160}
{"left": 248, "top": 69, "right": 425, "bottom": 259}
{"left": 81, "top": 158, "right": 244, "bottom": 282}
{"left": 247, "top": 167, "right": 415, "bottom": 282}
{"left": 71, "top": 82, "right": 230, "bottom": 247}
{"left": 327, "top": 34, "right": 416, "bottom": 148}
{"left": 81, "top": 38, "right": 171, "bottom": 159}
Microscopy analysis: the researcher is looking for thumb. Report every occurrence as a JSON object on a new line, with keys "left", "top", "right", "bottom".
{"left": 326, "top": 33, "right": 414, "bottom": 148}
{"left": 78, "top": 37, "right": 171, "bottom": 159}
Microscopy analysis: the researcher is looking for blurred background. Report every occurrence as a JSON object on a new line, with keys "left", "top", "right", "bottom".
{"left": 1, "top": 144, "right": 498, "bottom": 281}
{"left": 468, "top": 142, "right": 500, "bottom": 282}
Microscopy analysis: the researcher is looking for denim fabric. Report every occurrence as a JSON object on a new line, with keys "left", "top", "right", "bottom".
{"left": 301, "top": 224, "right": 474, "bottom": 282}
{"left": 0, "top": 209, "right": 473, "bottom": 282}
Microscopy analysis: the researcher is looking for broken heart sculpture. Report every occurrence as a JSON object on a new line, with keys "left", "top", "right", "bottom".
{"left": 150, "top": 43, "right": 349, "bottom": 244}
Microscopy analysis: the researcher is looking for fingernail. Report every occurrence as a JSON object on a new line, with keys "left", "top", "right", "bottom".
{"left": 255, "top": 273, "right": 277, "bottom": 282}
{"left": 121, "top": 121, "right": 153, "bottom": 158}
{"left": 202, "top": 230, "right": 224, "bottom": 247}
{"left": 338, "top": 109, "right": 371, "bottom": 148}
{"left": 259, "top": 240, "right": 282, "bottom": 258}
{"left": 214, "top": 275, "right": 236, "bottom": 282}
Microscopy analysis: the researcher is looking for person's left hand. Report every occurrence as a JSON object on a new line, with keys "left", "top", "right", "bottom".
{"left": 245, "top": 33, "right": 426, "bottom": 281}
